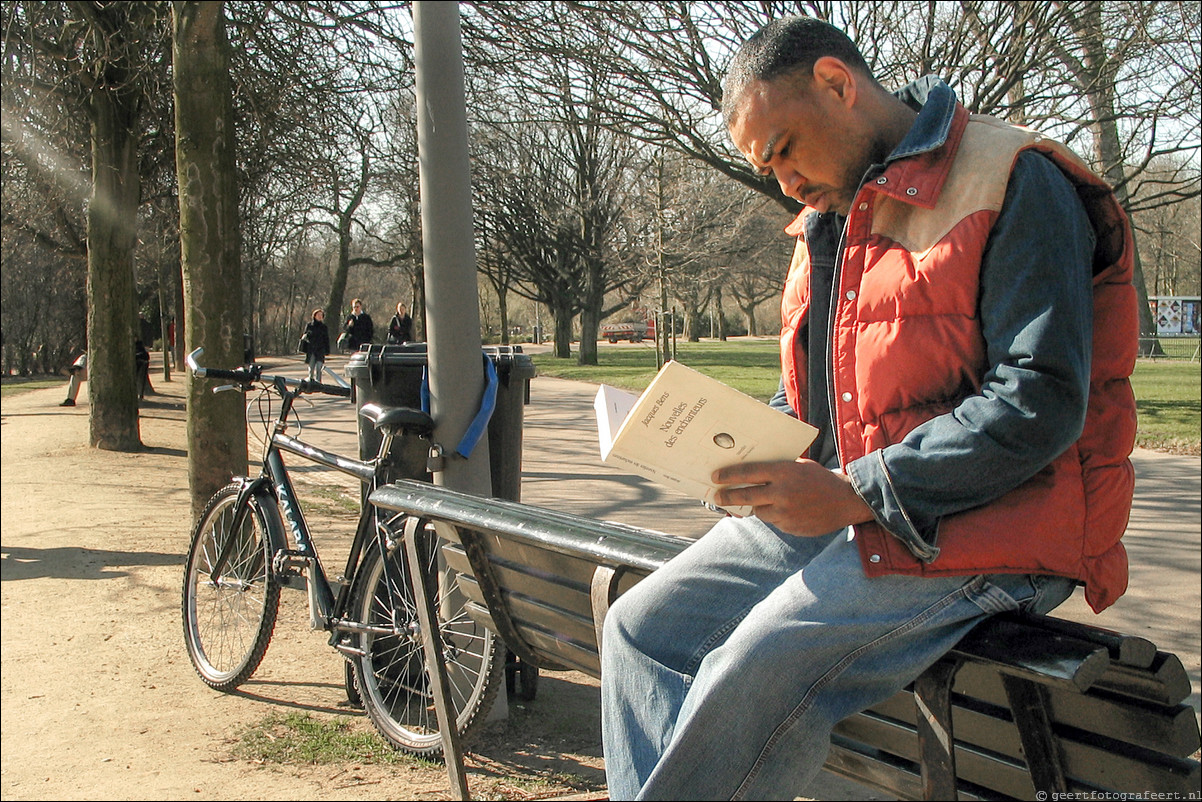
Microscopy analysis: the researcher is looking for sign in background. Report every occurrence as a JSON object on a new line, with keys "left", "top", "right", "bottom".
{"left": 1150, "top": 296, "right": 1201, "bottom": 337}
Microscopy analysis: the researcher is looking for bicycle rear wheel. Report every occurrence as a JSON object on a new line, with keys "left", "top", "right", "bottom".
{"left": 182, "top": 483, "right": 281, "bottom": 691}
{"left": 350, "top": 514, "right": 503, "bottom": 756}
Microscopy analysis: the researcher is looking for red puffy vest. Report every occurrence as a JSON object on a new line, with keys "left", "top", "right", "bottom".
{"left": 779, "top": 105, "right": 1137, "bottom": 612}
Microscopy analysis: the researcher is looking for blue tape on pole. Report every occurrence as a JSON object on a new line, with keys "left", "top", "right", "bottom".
{"left": 420, "top": 366, "right": 430, "bottom": 413}
{"left": 455, "top": 354, "right": 497, "bottom": 458}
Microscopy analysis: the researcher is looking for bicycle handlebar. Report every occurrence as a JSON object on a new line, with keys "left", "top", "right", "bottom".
{"left": 186, "top": 347, "right": 351, "bottom": 399}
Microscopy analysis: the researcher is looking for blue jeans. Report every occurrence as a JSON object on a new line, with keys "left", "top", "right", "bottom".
{"left": 600, "top": 515, "right": 1075, "bottom": 800}
{"left": 306, "top": 353, "right": 325, "bottom": 382}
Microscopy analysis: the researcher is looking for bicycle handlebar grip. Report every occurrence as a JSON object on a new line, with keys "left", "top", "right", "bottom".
{"left": 299, "top": 379, "right": 352, "bottom": 398}
{"left": 203, "top": 366, "right": 251, "bottom": 382}
{"left": 186, "top": 347, "right": 254, "bottom": 384}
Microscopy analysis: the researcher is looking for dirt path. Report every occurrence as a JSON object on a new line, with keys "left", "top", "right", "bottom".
{"left": 0, "top": 376, "right": 612, "bottom": 801}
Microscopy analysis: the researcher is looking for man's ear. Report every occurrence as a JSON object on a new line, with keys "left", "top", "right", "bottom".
{"left": 811, "top": 56, "right": 857, "bottom": 108}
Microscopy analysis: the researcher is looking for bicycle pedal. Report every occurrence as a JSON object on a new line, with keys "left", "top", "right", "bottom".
{"left": 272, "top": 548, "right": 314, "bottom": 577}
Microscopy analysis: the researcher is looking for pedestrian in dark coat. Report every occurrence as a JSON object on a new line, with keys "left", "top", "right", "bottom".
{"left": 388, "top": 302, "right": 414, "bottom": 345}
{"left": 303, "top": 309, "right": 331, "bottom": 381}
{"left": 343, "top": 298, "right": 374, "bottom": 352}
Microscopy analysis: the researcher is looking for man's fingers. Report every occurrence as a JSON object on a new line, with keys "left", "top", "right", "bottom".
{"left": 713, "top": 462, "right": 777, "bottom": 486}
{"left": 713, "top": 482, "right": 767, "bottom": 509}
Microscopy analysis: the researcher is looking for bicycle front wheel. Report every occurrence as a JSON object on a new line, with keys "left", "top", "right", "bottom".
{"left": 182, "top": 483, "right": 281, "bottom": 691}
{"left": 350, "top": 515, "right": 503, "bottom": 756}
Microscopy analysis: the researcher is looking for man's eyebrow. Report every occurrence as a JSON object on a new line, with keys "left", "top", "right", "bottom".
{"left": 758, "top": 132, "right": 783, "bottom": 167}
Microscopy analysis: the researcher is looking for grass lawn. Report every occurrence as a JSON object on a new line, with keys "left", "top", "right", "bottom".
{"left": 0, "top": 377, "right": 63, "bottom": 397}
{"left": 1130, "top": 359, "right": 1201, "bottom": 455}
{"left": 533, "top": 339, "right": 1201, "bottom": 456}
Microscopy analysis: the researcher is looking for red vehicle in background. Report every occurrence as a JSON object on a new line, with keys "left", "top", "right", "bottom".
{"left": 601, "top": 318, "right": 657, "bottom": 343}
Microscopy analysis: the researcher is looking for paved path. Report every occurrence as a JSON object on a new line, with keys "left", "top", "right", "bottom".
{"left": 290, "top": 352, "right": 1201, "bottom": 718}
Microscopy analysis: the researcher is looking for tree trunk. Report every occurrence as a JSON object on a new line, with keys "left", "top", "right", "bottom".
{"left": 85, "top": 51, "right": 143, "bottom": 451}
{"left": 1073, "top": 2, "right": 1158, "bottom": 352}
{"left": 578, "top": 304, "right": 599, "bottom": 365}
{"left": 324, "top": 152, "right": 370, "bottom": 325}
{"left": 714, "top": 285, "right": 728, "bottom": 341}
{"left": 326, "top": 220, "right": 353, "bottom": 331}
{"left": 740, "top": 301, "right": 759, "bottom": 337}
{"left": 496, "top": 284, "right": 510, "bottom": 346}
{"left": 552, "top": 306, "right": 573, "bottom": 358}
{"left": 173, "top": 0, "right": 247, "bottom": 518}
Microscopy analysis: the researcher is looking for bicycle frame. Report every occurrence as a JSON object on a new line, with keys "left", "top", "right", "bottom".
{"left": 213, "top": 371, "right": 419, "bottom": 647}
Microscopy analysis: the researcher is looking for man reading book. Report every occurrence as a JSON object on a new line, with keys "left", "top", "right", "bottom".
{"left": 600, "top": 16, "right": 1137, "bottom": 800}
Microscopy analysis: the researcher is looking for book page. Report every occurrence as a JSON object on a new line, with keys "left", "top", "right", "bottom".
{"left": 594, "top": 361, "right": 818, "bottom": 516}
{"left": 594, "top": 384, "right": 639, "bottom": 460}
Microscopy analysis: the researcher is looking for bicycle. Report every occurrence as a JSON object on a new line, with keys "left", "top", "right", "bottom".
{"left": 180, "top": 348, "right": 504, "bottom": 756}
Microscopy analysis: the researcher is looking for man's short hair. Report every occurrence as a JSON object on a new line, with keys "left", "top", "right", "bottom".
{"left": 722, "top": 16, "right": 875, "bottom": 128}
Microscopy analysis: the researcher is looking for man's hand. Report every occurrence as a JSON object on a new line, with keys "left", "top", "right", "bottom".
{"left": 712, "top": 459, "right": 874, "bottom": 537}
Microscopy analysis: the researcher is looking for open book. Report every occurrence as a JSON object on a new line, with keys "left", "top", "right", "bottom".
{"left": 594, "top": 360, "right": 818, "bottom": 516}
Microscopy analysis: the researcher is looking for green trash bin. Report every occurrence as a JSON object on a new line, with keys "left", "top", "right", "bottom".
{"left": 344, "top": 344, "right": 535, "bottom": 500}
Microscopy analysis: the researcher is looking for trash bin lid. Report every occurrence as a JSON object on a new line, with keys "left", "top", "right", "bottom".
{"left": 345, "top": 344, "right": 429, "bottom": 378}
{"left": 346, "top": 343, "right": 535, "bottom": 380}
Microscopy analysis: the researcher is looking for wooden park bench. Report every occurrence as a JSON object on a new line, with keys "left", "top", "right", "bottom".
{"left": 371, "top": 479, "right": 1201, "bottom": 800}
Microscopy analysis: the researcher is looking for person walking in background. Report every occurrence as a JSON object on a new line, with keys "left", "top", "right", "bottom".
{"left": 302, "top": 308, "right": 331, "bottom": 382}
{"left": 343, "top": 298, "right": 374, "bottom": 352}
{"left": 135, "top": 339, "right": 152, "bottom": 399}
{"left": 387, "top": 301, "right": 414, "bottom": 345}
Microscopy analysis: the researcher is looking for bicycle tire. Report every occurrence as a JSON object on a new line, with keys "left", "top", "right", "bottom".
{"left": 350, "top": 513, "right": 504, "bottom": 756}
{"left": 182, "top": 483, "right": 281, "bottom": 691}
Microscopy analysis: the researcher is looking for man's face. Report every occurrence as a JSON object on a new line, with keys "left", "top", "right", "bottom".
{"left": 729, "top": 72, "right": 875, "bottom": 216}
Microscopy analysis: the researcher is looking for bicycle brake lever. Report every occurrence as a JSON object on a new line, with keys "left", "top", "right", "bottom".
{"left": 212, "top": 384, "right": 238, "bottom": 394}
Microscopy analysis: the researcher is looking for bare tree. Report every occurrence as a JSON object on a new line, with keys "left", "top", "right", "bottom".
{"left": 466, "top": 1, "right": 1199, "bottom": 350}
{"left": 1044, "top": 1, "right": 1200, "bottom": 348}
{"left": 173, "top": 0, "right": 247, "bottom": 516}
{"left": 472, "top": 73, "right": 644, "bottom": 362}
{"left": 2, "top": 1, "right": 171, "bottom": 449}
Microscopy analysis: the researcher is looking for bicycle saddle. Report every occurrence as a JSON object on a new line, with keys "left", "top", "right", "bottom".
{"left": 358, "top": 403, "right": 434, "bottom": 436}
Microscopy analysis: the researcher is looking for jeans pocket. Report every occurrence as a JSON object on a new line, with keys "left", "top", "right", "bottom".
{"left": 966, "top": 575, "right": 1023, "bottom": 615}
{"left": 1018, "top": 574, "right": 1077, "bottom": 615}
{"left": 977, "top": 573, "right": 1077, "bottom": 616}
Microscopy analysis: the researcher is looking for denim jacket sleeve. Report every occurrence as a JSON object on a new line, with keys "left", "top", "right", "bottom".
{"left": 844, "top": 151, "right": 1096, "bottom": 546}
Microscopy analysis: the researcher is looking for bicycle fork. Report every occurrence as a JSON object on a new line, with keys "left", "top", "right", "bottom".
{"left": 264, "top": 449, "right": 339, "bottom": 630}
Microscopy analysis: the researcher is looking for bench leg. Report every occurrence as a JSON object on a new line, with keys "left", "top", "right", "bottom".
{"left": 404, "top": 516, "right": 471, "bottom": 800}
{"left": 1001, "top": 675, "right": 1068, "bottom": 795}
{"left": 914, "top": 659, "right": 960, "bottom": 800}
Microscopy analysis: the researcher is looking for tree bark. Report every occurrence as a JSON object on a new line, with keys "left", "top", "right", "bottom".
{"left": 552, "top": 306, "right": 573, "bottom": 358}
{"left": 86, "top": 78, "right": 143, "bottom": 451}
{"left": 173, "top": 0, "right": 248, "bottom": 518}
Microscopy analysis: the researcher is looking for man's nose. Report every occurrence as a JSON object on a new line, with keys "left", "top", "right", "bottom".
{"left": 774, "top": 166, "right": 803, "bottom": 201}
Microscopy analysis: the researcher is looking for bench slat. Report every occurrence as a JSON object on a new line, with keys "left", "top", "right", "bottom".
{"left": 948, "top": 661, "right": 1201, "bottom": 757}
{"left": 1091, "top": 652, "right": 1193, "bottom": 706}
{"left": 865, "top": 680, "right": 1202, "bottom": 794}
{"left": 824, "top": 737, "right": 993, "bottom": 801}
{"left": 951, "top": 618, "right": 1110, "bottom": 691}
{"left": 1005, "top": 613, "right": 1157, "bottom": 668}
{"left": 835, "top": 709, "right": 1037, "bottom": 798}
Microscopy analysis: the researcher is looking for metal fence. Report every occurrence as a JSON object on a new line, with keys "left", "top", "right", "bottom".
{"left": 1139, "top": 337, "right": 1200, "bottom": 361}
